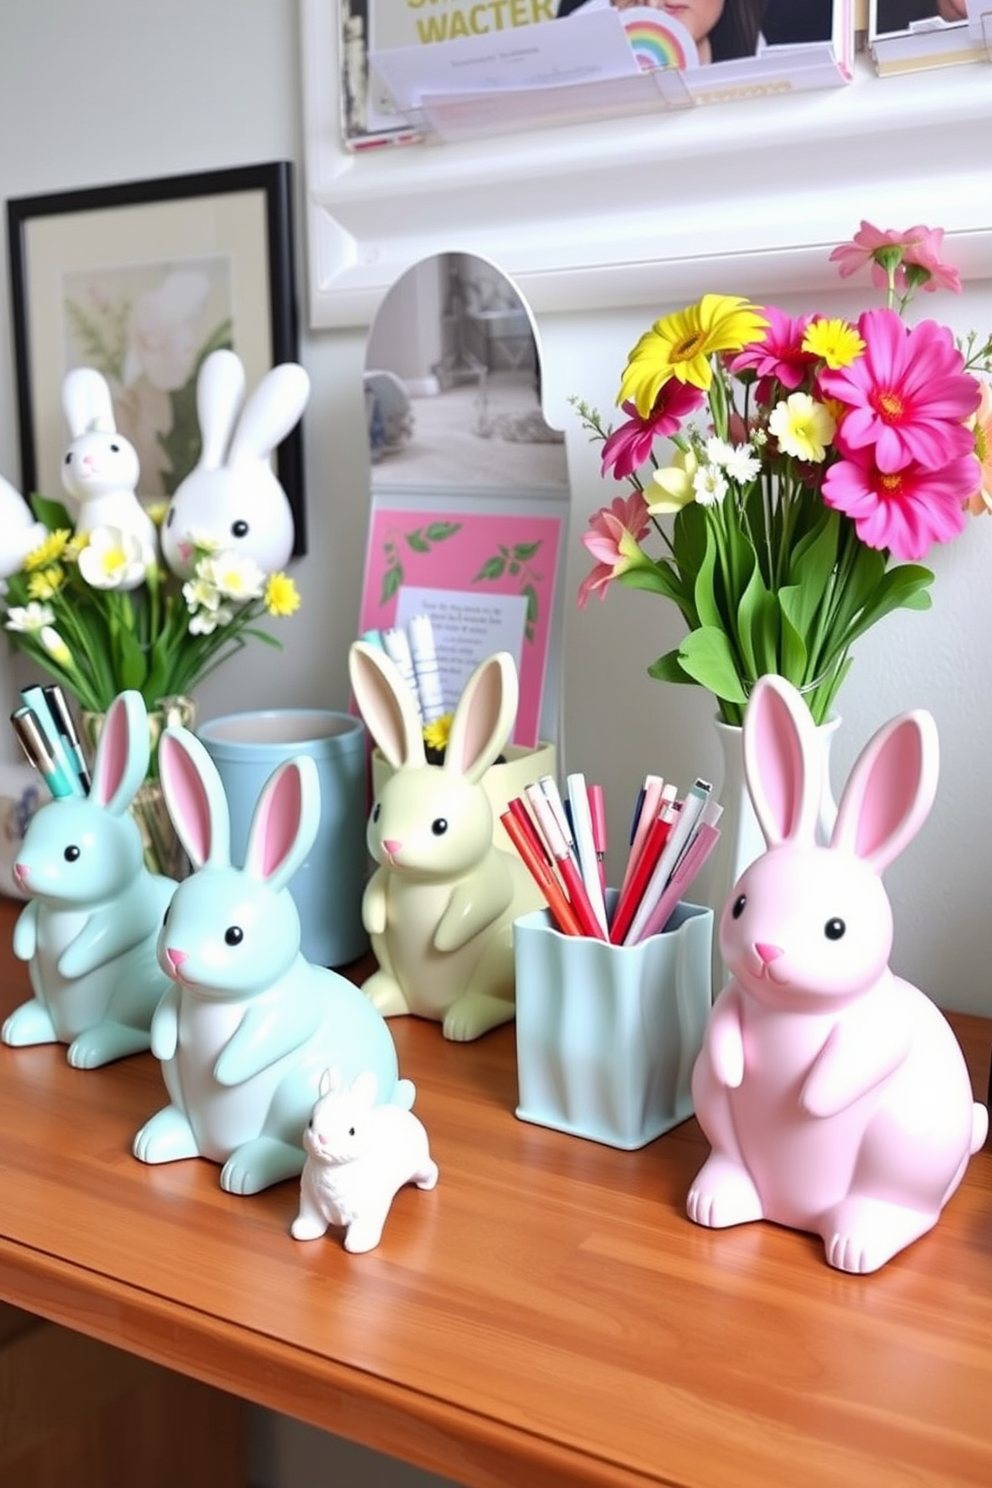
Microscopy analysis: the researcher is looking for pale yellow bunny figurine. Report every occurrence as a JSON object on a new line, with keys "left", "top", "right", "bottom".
{"left": 348, "top": 643, "right": 544, "bottom": 1041}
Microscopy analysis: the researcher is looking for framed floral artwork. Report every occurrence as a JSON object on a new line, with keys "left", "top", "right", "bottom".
{"left": 6, "top": 161, "right": 307, "bottom": 554}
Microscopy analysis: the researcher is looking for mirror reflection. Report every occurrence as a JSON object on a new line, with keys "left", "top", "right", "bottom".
{"left": 363, "top": 253, "right": 567, "bottom": 491}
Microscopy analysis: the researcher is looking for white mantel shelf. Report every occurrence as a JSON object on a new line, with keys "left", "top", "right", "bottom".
{"left": 300, "top": 0, "right": 992, "bottom": 328}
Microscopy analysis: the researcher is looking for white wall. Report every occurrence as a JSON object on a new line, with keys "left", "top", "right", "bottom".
{"left": 3, "top": 4, "right": 992, "bottom": 1484}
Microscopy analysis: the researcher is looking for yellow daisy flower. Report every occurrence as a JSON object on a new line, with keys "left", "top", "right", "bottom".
{"left": 619, "top": 294, "right": 769, "bottom": 414}
{"left": 27, "top": 565, "right": 66, "bottom": 601}
{"left": 802, "top": 318, "right": 865, "bottom": 371}
{"left": 23, "top": 529, "right": 72, "bottom": 571}
{"left": 768, "top": 393, "right": 836, "bottom": 464}
{"left": 264, "top": 572, "right": 301, "bottom": 617}
{"left": 423, "top": 713, "right": 453, "bottom": 754}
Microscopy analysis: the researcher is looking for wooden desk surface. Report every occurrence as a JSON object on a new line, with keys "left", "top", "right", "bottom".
{"left": 1, "top": 893, "right": 990, "bottom": 1488}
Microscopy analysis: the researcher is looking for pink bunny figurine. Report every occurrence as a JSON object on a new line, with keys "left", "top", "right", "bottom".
{"left": 688, "top": 674, "right": 988, "bottom": 1274}
{"left": 291, "top": 1067, "right": 438, "bottom": 1253}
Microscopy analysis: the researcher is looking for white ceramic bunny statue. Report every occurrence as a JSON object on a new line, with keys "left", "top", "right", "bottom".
{"left": 4, "top": 690, "right": 177, "bottom": 1067}
{"left": 688, "top": 674, "right": 988, "bottom": 1274}
{"left": 348, "top": 642, "right": 545, "bottom": 1042}
{"left": 60, "top": 367, "right": 158, "bottom": 550}
{"left": 160, "top": 348, "right": 309, "bottom": 579}
{"left": 132, "top": 724, "right": 414, "bottom": 1196}
{"left": 0, "top": 473, "right": 48, "bottom": 577}
{"left": 291, "top": 1067, "right": 438, "bottom": 1253}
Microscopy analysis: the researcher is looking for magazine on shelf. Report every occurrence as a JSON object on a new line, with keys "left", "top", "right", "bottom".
{"left": 336, "top": 0, "right": 854, "bottom": 152}
{"left": 868, "top": 0, "right": 988, "bottom": 73}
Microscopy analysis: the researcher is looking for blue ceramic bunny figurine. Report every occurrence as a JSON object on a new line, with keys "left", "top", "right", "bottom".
{"left": 4, "top": 690, "right": 177, "bottom": 1067}
{"left": 132, "top": 724, "right": 415, "bottom": 1196}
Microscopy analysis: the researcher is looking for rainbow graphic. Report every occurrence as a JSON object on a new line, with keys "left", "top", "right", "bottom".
{"left": 621, "top": 10, "right": 698, "bottom": 73}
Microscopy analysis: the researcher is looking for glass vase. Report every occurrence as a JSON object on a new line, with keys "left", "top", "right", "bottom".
{"left": 79, "top": 695, "right": 196, "bottom": 882}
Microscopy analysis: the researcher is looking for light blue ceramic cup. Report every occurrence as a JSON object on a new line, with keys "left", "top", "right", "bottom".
{"left": 197, "top": 709, "right": 370, "bottom": 969}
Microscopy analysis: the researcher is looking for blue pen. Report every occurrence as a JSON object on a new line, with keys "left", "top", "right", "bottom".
{"left": 11, "top": 707, "right": 76, "bottom": 799}
{"left": 20, "top": 686, "right": 85, "bottom": 797}
{"left": 42, "top": 684, "right": 92, "bottom": 793}
{"left": 628, "top": 786, "right": 646, "bottom": 845}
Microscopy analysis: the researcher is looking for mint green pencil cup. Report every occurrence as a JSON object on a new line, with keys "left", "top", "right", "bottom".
{"left": 513, "top": 892, "right": 713, "bottom": 1149}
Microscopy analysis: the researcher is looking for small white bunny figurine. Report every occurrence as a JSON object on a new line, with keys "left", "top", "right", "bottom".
{"left": 60, "top": 367, "right": 158, "bottom": 550}
{"left": 133, "top": 724, "right": 414, "bottom": 1196}
{"left": 160, "top": 348, "right": 309, "bottom": 578}
{"left": 291, "top": 1067, "right": 438, "bottom": 1253}
{"left": 4, "top": 690, "right": 177, "bottom": 1068}
{"left": 0, "top": 473, "right": 48, "bottom": 578}
{"left": 688, "top": 675, "right": 989, "bottom": 1274}
{"left": 348, "top": 642, "right": 545, "bottom": 1042}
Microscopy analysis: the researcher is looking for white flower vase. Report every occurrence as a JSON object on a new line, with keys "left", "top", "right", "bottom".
{"left": 704, "top": 711, "right": 840, "bottom": 994}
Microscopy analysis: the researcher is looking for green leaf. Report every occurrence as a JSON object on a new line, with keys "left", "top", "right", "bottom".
{"left": 30, "top": 493, "right": 75, "bottom": 530}
{"left": 473, "top": 556, "right": 507, "bottom": 582}
{"left": 512, "top": 541, "right": 541, "bottom": 561}
{"left": 647, "top": 649, "right": 696, "bottom": 686}
{"left": 618, "top": 562, "right": 687, "bottom": 602}
{"left": 676, "top": 627, "right": 749, "bottom": 705}
{"left": 405, "top": 529, "right": 431, "bottom": 554}
{"left": 380, "top": 565, "right": 403, "bottom": 605}
{"left": 424, "top": 521, "right": 462, "bottom": 543}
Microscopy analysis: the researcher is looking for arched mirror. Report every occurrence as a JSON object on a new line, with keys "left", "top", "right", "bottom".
{"left": 357, "top": 253, "right": 569, "bottom": 754}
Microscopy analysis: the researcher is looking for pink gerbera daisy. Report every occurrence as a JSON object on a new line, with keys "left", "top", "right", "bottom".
{"left": 601, "top": 382, "right": 705, "bottom": 482}
{"left": 819, "top": 308, "right": 980, "bottom": 473}
{"left": 577, "top": 491, "right": 652, "bottom": 607}
{"left": 821, "top": 445, "right": 976, "bottom": 561}
{"left": 727, "top": 307, "right": 816, "bottom": 393}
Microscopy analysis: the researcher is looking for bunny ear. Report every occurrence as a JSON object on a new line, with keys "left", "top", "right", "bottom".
{"left": 830, "top": 709, "right": 938, "bottom": 875}
{"left": 62, "top": 367, "right": 116, "bottom": 437}
{"left": 158, "top": 727, "right": 231, "bottom": 870}
{"left": 348, "top": 640, "right": 425, "bottom": 769}
{"left": 195, "top": 349, "right": 246, "bottom": 469}
{"left": 444, "top": 651, "right": 518, "bottom": 784}
{"left": 742, "top": 675, "right": 822, "bottom": 847}
{"left": 319, "top": 1067, "right": 340, "bottom": 1099}
{"left": 243, "top": 755, "right": 319, "bottom": 891}
{"left": 91, "top": 691, "right": 150, "bottom": 817}
{"left": 227, "top": 363, "right": 310, "bottom": 468}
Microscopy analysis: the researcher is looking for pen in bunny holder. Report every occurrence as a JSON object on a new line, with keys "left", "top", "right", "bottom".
{"left": 160, "top": 347, "right": 309, "bottom": 580}
{"left": 60, "top": 367, "right": 158, "bottom": 551}
{"left": 3, "top": 690, "right": 177, "bottom": 1068}
{"left": 348, "top": 642, "right": 545, "bottom": 1043}
{"left": 687, "top": 674, "right": 988, "bottom": 1274}
{"left": 132, "top": 724, "right": 414, "bottom": 1196}
{"left": 291, "top": 1067, "right": 438, "bottom": 1253}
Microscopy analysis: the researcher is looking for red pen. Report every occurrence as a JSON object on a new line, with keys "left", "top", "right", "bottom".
{"left": 500, "top": 810, "right": 582, "bottom": 936}
{"left": 588, "top": 783, "right": 608, "bottom": 897}
{"left": 506, "top": 794, "right": 553, "bottom": 867}
{"left": 608, "top": 800, "right": 679, "bottom": 945}
{"left": 524, "top": 784, "right": 608, "bottom": 941}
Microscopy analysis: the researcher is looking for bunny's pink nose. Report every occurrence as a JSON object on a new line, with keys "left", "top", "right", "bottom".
{"left": 755, "top": 942, "right": 783, "bottom": 964}
{"left": 382, "top": 838, "right": 402, "bottom": 857}
{"left": 165, "top": 947, "right": 188, "bottom": 970}
{"left": 12, "top": 862, "right": 28, "bottom": 886}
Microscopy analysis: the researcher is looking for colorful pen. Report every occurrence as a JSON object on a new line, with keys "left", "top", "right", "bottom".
{"left": 588, "top": 783, "right": 608, "bottom": 897}
{"left": 11, "top": 707, "right": 76, "bottom": 799}
{"left": 20, "top": 685, "right": 85, "bottom": 796}
{"left": 623, "top": 779, "right": 712, "bottom": 946}
{"left": 42, "top": 684, "right": 91, "bottom": 793}
{"left": 632, "top": 822, "right": 722, "bottom": 943}
{"left": 609, "top": 799, "right": 679, "bottom": 946}
{"left": 525, "top": 784, "right": 607, "bottom": 941}
{"left": 566, "top": 772, "right": 609, "bottom": 937}
{"left": 501, "top": 810, "right": 582, "bottom": 937}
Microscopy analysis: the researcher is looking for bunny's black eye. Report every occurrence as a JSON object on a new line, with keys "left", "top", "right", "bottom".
{"left": 825, "top": 918, "right": 846, "bottom": 941}
{"left": 63, "top": 844, "right": 81, "bottom": 862}
{"left": 431, "top": 818, "right": 449, "bottom": 836}
{"left": 225, "top": 926, "right": 244, "bottom": 946}
{"left": 231, "top": 520, "right": 249, "bottom": 539}
{"left": 165, "top": 508, "right": 175, "bottom": 528}
{"left": 348, "top": 1127, "right": 356, "bottom": 1137}
{"left": 372, "top": 803, "right": 381, "bottom": 822}
{"left": 64, "top": 453, "right": 72, "bottom": 466}
{"left": 110, "top": 442, "right": 120, "bottom": 453}
{"left": 732, "top": 894, "right": 746, "bottom": 919}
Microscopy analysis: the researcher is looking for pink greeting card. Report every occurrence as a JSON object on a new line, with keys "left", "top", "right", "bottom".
{"left": 358, "top": 504, "right": 565, "bottom": 748}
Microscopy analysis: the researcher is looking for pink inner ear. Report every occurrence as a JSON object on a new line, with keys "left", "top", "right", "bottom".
{"left": 855, "top": 726, "right": 922, "bottom": 861}
{"left": 161, "top": 740, "right": 213, "bottom": 865}
{"left": 92, "top": 698, "right": 129, "bottom": 807}
{"left": 250, "top": 767, "right": 302, "bottom": 879}
{"left": 450, "top": 666, "right": 500, "bottom": 774}
{"left": 750, "top": 686, "right": 806, "bottom": 841}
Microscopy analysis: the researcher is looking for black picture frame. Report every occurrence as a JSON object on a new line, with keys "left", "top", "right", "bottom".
{"left": 6, "top": 160, "right": 307, "bottom": 556}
